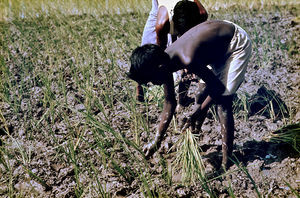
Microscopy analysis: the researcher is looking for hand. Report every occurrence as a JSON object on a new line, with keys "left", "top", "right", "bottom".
{"left": 180, "top": 115, "right": 196, "bottom": 132}
{"left": 178, "top": 96, "right": 194, "bottom": 107}
{"left": 143, "top": 139, "right": 160, "bottom": 159}
{"left": 180, "top": 111, "right": 204, "bottom": 133}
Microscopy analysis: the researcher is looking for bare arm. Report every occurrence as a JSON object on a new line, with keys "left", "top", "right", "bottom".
{"left": 182, "top": 66, "right": 225, "bottom": 130}
{"left": 192, "top": 65, "right": 225, "bottom": 101}
{"left": 194, "top": 0, "right": 208, "bottom": 22}
{"left": 190, "top": 95, "right": 213, "bottom": 126}
{"left": 155, "top": 6, "right": 170, "bottom": 49}
{"left": 181, "top": 84, "right": 213, "bottom": 131}
{"left": 137, "top": 6, "right": 171, "bottom": 102}
{"left": 143, "top": 75, "right": 177, "bottom": 157}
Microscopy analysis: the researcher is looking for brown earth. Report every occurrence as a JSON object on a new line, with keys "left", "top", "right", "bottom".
{"left": 0, "top": 5, "right": 299, "bottom": 198}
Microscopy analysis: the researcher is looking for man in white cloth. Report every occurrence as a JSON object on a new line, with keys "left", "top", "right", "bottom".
{"left": 137, "top": 0, "right": 208, "bottom": 106}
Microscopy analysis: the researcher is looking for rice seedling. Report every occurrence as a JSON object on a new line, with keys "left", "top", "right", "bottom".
{"left": 284, "top": 180, "right": 300, "bottom": 197}
{"left": 233, "top": 92, "right": 251, "bottom": 121}
{"left": 266, "top": 122, "right": 300, "bottom": 153}
{"left": 175, "top": 128, "right": 205, "bottom": 184}
{"left": 23, "top": 165, "right": 52, "bottom": 191}
{"left": 139, "top": 171, "right": 158, "bottom": 197}
{"left": 227, "top": 183, "right": 236, "bottom": 198}
{"left": 1, "top": 0, "right": 299, "bottom": 22}
{"left": 88, "top": 160, "right": 111, "bottom": 198}
{"left": 0, "top": 148, "right": 15, "bottom": 196}
{"left": 172, "top": 127, "right": 216, "bottom": 196}
{"left": 159, "top": 154, "right": 173, "bottom": 185}
{"left": 231, "top": 155, "right": 262, "bottom": 198}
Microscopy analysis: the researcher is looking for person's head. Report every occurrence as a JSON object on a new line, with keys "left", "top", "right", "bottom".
{"left": 173, "top": 0, "right": 202, "bottom": 36}
{"left": 128, "top": 44, "right": 170, "bottom": 85}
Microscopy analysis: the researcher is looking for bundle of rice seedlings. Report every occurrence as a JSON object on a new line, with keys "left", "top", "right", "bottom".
{"left": 266, "top": 123, "right": 300, "bottom": 153}
{"left": 172, "top": 128, "right": 205, "bottom": 185}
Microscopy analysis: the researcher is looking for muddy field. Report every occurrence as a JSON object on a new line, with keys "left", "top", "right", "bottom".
{"left": 0, "top": 4, "right": 299, "bottom": 198}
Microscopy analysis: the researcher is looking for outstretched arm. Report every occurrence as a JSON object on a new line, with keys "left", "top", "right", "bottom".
{"left": 143, "top": 76, "right": 177, "bottom": 158}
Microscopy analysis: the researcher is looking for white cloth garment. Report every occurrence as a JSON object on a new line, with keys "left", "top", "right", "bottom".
{"left": 211, "top": 20, "right": 252, "bottom": 96}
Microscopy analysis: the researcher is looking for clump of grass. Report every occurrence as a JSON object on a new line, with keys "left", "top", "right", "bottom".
{"left": 266, "top": 122, "right": 300, "bottom": 153}
{"left": 173, "top": 128, "right": 205, "bottom": 185}
{"left": 233, "top": 92, "right": 251, "bottom": 121}
{"left": 173, "top": 128, "right": 216, "bottom": 196}
{"left": 233, "top": 86, "right": 290, "bottom": 122}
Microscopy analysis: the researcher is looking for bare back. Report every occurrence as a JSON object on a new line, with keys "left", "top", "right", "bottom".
{"left": 165, "top": 20, "right": 235, "bottom": 70}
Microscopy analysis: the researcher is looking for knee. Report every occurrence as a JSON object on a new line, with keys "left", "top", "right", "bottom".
{"left": 218, "top": 95, "right": 234, "bottom": 109}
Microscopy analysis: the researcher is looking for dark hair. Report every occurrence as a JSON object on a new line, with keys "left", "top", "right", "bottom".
{"left": 173, "top": 0, "right": 202, "bottom": 36}
{"left": 128, "top": 44, "right": 170, "bottom": 84}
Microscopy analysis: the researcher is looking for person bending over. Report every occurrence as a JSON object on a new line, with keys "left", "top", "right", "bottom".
{"left": 128, "top": 20, "right": 252, "bottom": 169}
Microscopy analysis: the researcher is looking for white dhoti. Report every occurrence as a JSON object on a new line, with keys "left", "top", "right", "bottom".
{"left": 211, "top": 21, "right": 252, "bottom": 96}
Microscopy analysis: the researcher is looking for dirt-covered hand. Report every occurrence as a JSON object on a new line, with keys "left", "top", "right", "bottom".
{"left": 181, "top": 115, "right": 196, "bottom": 132}
{"left": 143, "top": 140, "right": 159, "bottom": 159}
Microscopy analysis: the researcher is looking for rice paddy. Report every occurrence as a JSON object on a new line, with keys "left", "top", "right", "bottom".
{"left": 0, "top": 0, "right": 299, "bottom": 197}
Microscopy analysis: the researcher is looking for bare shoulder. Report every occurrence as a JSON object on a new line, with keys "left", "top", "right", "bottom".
{"left": 196, "top": 20, "right": 235, "bottom": 37}
{"left": 165, "top": 20, "right": 235, "bottom": 66}
{"left": 169, "top": 20, "right": 235, "bottom": 46}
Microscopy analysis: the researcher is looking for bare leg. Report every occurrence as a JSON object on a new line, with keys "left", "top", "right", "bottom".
{"left": 136, "top": 83, "right": 144, "bottom": 102}
{"left": 195, "top": 83, "right": 208, "bottom": 105}
{"left": 193, "top": 83, "right": 209, "bottom": 131}
{"left": 190, "top": 95, "right": 213, "bottom": 133}
{"left": 178, "top": 71, "right": 193, "bottom": 107}
{"left": 217, "top": 96, "right": 234, "bottom": 169}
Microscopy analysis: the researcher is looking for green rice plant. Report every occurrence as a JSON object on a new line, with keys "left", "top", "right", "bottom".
{"left": 284, "top": 180, "right": 300, "bottom": 197}
{"left": 145, "top": 85, "right": 165, "bottom": 110}
{"left": 227, "top": 183, "right": 236, "bottom": 198}
{"left": 266, "top": 90, "right": 290, "bottom": 122}
{"left": 266, "top": 123, "right": 300, "bottom": 153}
{"left": 1, "top": 0, "right": 299, "bottom": 22}
{"left": 172, "top": 118, "right": 218, "bottom": 195}
{"left": 3, "top": 133, "right": 33, "bottom": 166}
{"left": 23, "top": 165, "right": 52, "bottom": 191}
{"left": 208, "top": 104, "right": 218, "bottom": 122}
{"left": 231, "top": 155, "right": 262, "bottom": 198}
{"left": 83, "top": 108, "right": 152, "bottom": 184}
{"left": 139, "top": 170, "right": 155, "bottom": 197}
{"left": 118, "top": 82, "right": 151, "bottom": 145}
{"left": 139, "top": 169, "right": 167, "bottom": 198}
{"left": 88, "top": 160, "right": 111, "bottom": 198}
{"left": 159, "top": 155, "right": 172, "bottom": 186}
{"left": 269, "top": 100, "right": 276, "bottom": 121}
{"left": 0, "top": 109, "right": 9, "bottom": 136}
{"left": 0, "top": 148, "right": 15, "bottom": 196}
{"left": 246, "top": 86, "right": 289, "bottom": 121}
{"left": 65, "top": 140, "right": 85, "bottom": 197}
{"left": 233, "top": 92, "right": 250, "bottom": 121}
{"left": 173, "top": 129, "right": 200, "bottom": 178}
{"left": 172, "top": 128, "right": 217, "bottom": 196}
{"left": 0, "top": 126, "right": 48, "bottom": 195}
{"left": 173, "top": 128, "right": 204, "bottom": 185}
